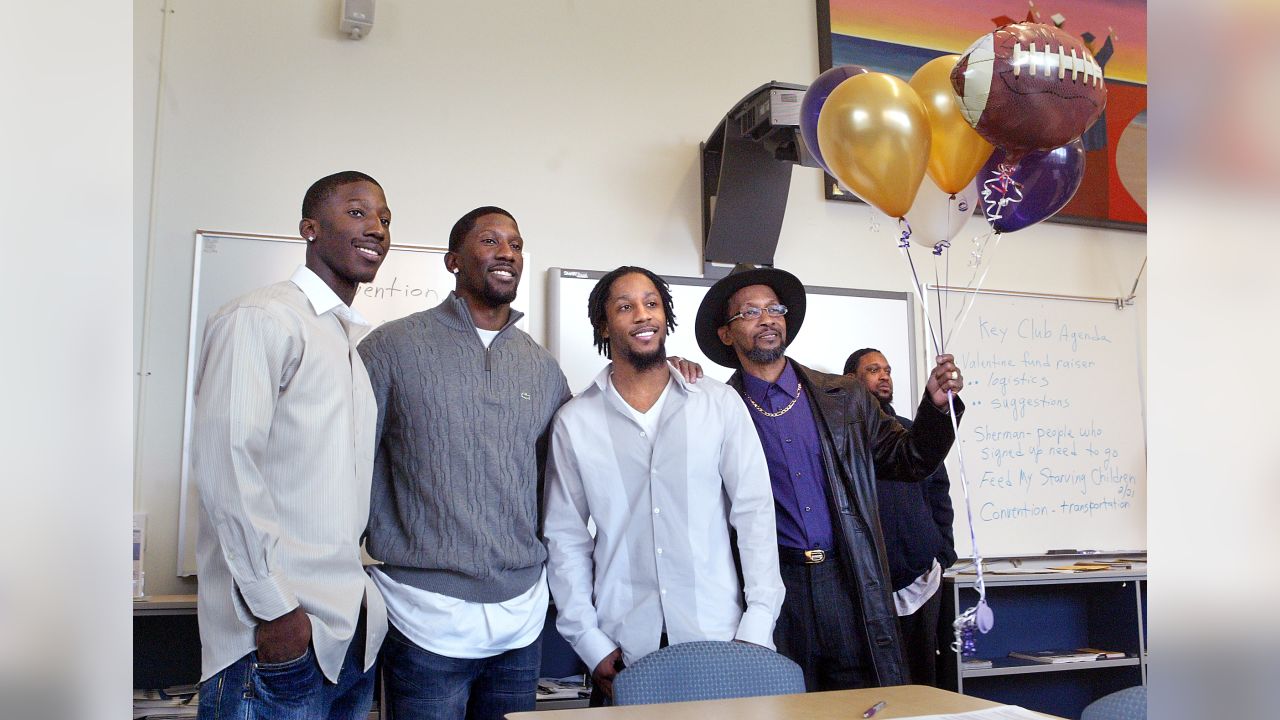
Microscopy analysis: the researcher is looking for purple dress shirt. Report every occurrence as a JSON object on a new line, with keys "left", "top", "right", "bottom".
{"left": 740, "top": 361, "right": 835, "bottom": 551}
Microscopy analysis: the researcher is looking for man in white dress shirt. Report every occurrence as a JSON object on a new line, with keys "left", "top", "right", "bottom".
{"left": 542, "top": 266, "right": 785, "bottom": 704}
{"left": 192, "top": 171, "right": 391, "bottom": 720}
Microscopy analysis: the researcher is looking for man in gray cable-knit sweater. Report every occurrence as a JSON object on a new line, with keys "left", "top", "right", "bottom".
{"left": 357, "top": 206, "right": 572, "bottom": 720}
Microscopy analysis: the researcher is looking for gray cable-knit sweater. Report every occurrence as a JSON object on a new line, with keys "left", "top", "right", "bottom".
{"left": 358, "top": 292, "right": 571, "bottom": 603}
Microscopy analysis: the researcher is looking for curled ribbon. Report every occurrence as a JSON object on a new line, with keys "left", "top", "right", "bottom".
{"left": 980, "top": 163, "right": 1023, "bottom": 225}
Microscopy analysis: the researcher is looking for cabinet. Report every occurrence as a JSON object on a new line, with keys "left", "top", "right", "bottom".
{"left": 940, "top": 569, "right": 1147, "bottom": 720}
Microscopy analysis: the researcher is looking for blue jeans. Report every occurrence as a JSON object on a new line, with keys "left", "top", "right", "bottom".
{"left": 197, "top": 628, "right": 374, "bottom": 720}
{"left": 380, "top": 624, "right": 541, "bottom": 720}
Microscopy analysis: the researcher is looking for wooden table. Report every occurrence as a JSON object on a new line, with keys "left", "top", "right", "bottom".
{"left": 507, "top": 684, "right": 1064, "bottom": 719}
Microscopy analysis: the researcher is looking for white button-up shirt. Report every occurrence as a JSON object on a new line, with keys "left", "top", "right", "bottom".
{"left": 192, "top": 266, "right": 388, "bottom": 682}
{"left": 543, "top": 365, "right": 784, "bottom": 670}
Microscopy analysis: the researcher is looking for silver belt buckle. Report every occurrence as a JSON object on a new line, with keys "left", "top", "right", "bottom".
{"left": 803, "top": 549, "right": 826, "bottom": 564}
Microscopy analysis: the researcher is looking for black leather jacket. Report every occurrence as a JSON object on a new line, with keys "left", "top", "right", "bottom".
{"left": 729, "top": 359, "right": 962, "bottom": 686}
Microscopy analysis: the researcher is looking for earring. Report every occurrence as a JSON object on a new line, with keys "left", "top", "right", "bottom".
{"left": 307, "top": 237, "right": 315, "bottom": 243}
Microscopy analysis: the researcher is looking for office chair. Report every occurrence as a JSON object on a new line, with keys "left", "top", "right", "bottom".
{"left": 611, "top": 640, "right": 805, "bottom": 706}
{"left": 1081, "top": 686, "right": 1147, "bottom": 720}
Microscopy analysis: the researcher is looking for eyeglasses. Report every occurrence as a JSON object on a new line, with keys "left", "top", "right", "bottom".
{"left": 727, "top": 304, "right": 788, "bottom": 324}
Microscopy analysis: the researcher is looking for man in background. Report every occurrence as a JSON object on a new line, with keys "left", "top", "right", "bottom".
{"left": 695, "top": 266, "right": 964, "bottom": 691}
{"left": 193, "top": 170, "right": 391, "bottom": 720}
{"left": 542, "top": 267, "right": 784, "bottom": 704}
{"left": 845, "top": 348, "right": 957, "bottom": 686}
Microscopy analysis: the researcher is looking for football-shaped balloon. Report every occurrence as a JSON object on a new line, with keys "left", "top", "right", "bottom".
{"left": 951, "top": 23, "right": 1107, "bottom": 156}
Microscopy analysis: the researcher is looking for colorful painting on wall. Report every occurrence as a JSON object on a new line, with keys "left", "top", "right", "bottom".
{"left": 817, "top": 0, "right": 1146, "bottom": 230}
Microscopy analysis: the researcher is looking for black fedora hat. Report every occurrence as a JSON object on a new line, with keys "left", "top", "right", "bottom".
{"left": 695, "top": 266, "right": 806, "bottom": 369}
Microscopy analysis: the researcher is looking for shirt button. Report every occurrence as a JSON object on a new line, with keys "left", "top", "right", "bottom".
{"left": 660, "top": 588, "right": 667, "bottom": 595}
{"left": 656, "top": 548, "right": 663, "bottom": 555}
{"left": 640, "top": 431, "right": 647, "bottom": 438}
{"left": 795, "top": 472, "right": 802, "bottom": 477}
{"left": 653, "top": 507, "right": 660, "bottom": 514}
{"left": 804, "top": 506, "right": 811, "bottom": 512}
{"left": 785, "top": 438, "right": 792, "bottom": 443}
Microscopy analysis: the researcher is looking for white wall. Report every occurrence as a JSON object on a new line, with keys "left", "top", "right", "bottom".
{"left": 7, "top": 2, "right": 132, "bottom": 717}
{"left": 134, "top": 0, "right": 1146, "bottom": 595}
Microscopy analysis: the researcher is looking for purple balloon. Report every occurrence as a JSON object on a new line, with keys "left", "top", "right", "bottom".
{"left": 800, "top": 65, "right": 869, "bottom": 173}
{"left": 976, "top": 139, "right": 1085, "bottom": 233}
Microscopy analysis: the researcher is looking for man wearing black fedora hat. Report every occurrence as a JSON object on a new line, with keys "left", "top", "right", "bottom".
{"left": 694, "top": 266, "right": 964, "bottom": 691}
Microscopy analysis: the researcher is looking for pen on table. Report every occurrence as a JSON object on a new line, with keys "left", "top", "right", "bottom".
{"left": 862, "top": 700, "right": 887, "bottom": 718}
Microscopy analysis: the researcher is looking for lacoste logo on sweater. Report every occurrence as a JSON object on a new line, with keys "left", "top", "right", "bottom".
{"left": 521, "top": 392, "right": 531, "bottom": 400}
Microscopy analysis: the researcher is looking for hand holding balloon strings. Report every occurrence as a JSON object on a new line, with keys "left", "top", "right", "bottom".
{"left": 803, "top": 30, "right": 1109, "bottom": 651}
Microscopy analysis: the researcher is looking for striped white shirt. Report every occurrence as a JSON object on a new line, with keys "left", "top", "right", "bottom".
{"left": 543, "top": 365, "right": 785, "bottom": 670}
{"left": 192, "top": 266, "right": 388, "bottom": 682}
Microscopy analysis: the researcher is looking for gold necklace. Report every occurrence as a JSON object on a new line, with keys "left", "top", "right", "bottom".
{"left": 743, "top": 382, "right": 803, "bottom": 418}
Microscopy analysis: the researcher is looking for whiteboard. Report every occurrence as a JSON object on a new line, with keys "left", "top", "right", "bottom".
{"left": 176, "top": 231, "right": 529, "bottom": 574}
{"left": 939, "top": 289, "right": 1146, "bottom": 558}
{"left": 548, "top": 268, "right": 917, "bottom": 399}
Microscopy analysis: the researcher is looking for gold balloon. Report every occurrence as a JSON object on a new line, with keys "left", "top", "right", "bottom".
{"left": 817, "top": 72, "right": 931, "bottom": 219}
{"left": 908, "top": 55, "right": 994, "bottom": 195}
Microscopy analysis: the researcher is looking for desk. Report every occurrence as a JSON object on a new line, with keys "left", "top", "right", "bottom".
{"left": 133, "top": 594, "right": 198, "bottom": 616}
{"left": 507, "top": 684, "right": 1064, "bottom": 719}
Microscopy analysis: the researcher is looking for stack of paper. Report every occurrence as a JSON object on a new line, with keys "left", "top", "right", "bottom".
{"left": 1008, "top": 648, "right": 1107, "bottom": 663}
{"left": 133, "top": 687, "right": 198, "bottom": 719}
{"left": 536, "top": 676, "right": 589, "bottom": 700}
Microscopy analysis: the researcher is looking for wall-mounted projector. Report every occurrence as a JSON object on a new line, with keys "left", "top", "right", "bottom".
{"left": 727, "top": 82, "right": 822, "bottom": 167}
{"left": 700, "top": 82, "right": 820, "bottom": 271}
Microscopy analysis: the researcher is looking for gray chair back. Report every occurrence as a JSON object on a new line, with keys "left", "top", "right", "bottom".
{"left": 611, "top": 640, "right": 805, "bottom": 706}
{"left": 1081, "top": 686, "right": 1147, "bottom": 720}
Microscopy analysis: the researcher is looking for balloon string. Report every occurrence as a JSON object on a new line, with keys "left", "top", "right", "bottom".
{"left": 898, "top": 224, "right": 941, "bottom": 358}
{"left": 980, "top": 163, "right": 1023, "bottom": 224}
{"left": 946, "top": 383, "right": 993, "bottom": 655}
{"left": 945, "top": 386, "right": 987, "bottom": 607}
{"left": 933, "top": 193, "right": 956, "bottom": 257}
{"left": 901, "top": 249, "right": 983, "bottom": 614}
{"left": 933, "top": 250, "right": 947, "bottom": 355}
{"left": 945, "top": 232, "right": 1004, "bottom": 349}
{"left": 945, "top": 228, "right": 954, "bottom": 344}
{"left": 902, "top": 222, "right": 993, "bottom": 653}
{"left": 931, "top": 203, "right": 994, "bottom": 650}
{"left": 940, "top": 194, "right": 956, "bottom": 345}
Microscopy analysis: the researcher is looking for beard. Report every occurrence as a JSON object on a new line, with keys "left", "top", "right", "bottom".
{"left": 618, "top": 339, "right": 667, "bottom": 372}
{"left": 744, "top": 342, "right": 786, "bottom": 365}
{"left": 479, "top": 278, "right": 518, "bottom": 306}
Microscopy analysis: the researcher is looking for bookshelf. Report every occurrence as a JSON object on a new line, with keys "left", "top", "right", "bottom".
{"left": 940, "top": 567, "right": 1147, "bottom": 719}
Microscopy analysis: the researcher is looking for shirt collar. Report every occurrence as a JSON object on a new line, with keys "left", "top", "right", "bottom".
{"left": 588, "top": 361, "right": 697, "bottom": 395}
{"left": 741, "top": 359, "right": 798, "bottom": 404}
{"left": 290, "top": 265, "right": 370, "bottom": 327}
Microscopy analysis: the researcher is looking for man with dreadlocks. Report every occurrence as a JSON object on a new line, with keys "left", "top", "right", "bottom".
{"left": 542, "top": 266, "right": 786, "bottom": 705}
